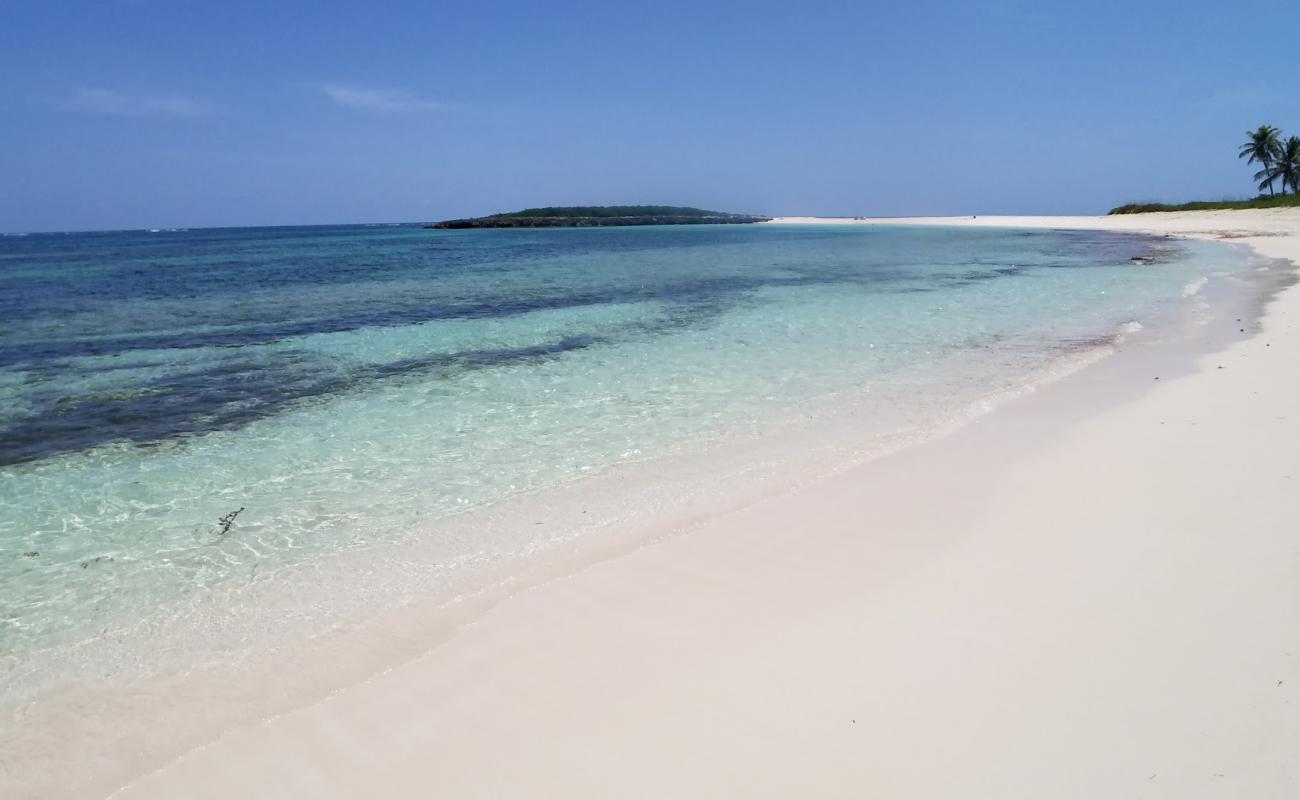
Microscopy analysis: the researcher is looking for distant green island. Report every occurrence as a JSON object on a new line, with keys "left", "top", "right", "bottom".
{"left": 426, "top": 206, "right": 771, "bottom": 229}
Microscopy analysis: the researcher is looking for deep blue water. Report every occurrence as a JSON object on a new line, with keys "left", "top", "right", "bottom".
{"left": 1, "top": 223, "right": 1167, "bottom": 465}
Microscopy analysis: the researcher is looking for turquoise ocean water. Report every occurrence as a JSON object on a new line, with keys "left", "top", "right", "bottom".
{"left": 0, "top": 222, "right": 1256, "bottom": 699}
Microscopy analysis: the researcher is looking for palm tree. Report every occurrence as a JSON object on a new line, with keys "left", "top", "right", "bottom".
{"left": 1239, "top": 125, "right": 1283, "bottom": 195}
{"left": 1272, "top": 136, "right": 1300, "bottom": 195}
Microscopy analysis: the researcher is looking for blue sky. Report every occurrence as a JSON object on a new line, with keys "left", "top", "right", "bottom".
{"left": 3, "top": 0, "right": 1298, "bottom": 231}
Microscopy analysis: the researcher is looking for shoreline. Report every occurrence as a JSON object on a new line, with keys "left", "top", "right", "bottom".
{"left": 764, "top": 208, "right": 1300, "bottom": 238}
{"left": 9, "top": 211, "right": 1300, "bottom": 798}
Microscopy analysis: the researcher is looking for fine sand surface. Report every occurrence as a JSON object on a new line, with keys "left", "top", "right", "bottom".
{"left": 108, "top": 210, "right": 1300, "bottom": 798}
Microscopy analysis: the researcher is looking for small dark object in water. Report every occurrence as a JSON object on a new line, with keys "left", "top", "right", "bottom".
{"left": 1154, "top": 376, "right": 1160, "bottom": 380}
{"left": 22, "top": 551, "right": 38, "bottom": 557}
{"left": 80, "top": 555, "right": 113, "bottom": 568}
{"left": 218, "top": 507, "right": 245, "bottom": 536}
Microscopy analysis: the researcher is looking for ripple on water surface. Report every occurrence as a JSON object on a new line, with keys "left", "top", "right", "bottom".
{"left": 0, "top": 223, "right": 1255, "bottom": 678}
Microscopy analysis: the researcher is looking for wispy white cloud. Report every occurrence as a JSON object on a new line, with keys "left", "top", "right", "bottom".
{"left": 322, "top": 84, "right": 445, "bottom": 113}
{"left": 68, "top": 88, "right": 213, "bottom": 117}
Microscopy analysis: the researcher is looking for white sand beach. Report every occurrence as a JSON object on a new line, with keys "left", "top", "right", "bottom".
{"left": 99, "top": 209, "right": 1300, "bottom": 799}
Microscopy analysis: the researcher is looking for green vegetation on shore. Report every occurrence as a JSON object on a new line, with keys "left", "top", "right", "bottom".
{"left": 427, "top": 206, "right": 770, "bottom": 229}
{"left": 1110, "top": 123, "right": 1300, "bottom": 215}
{"left": 1110, "top": 195, "right": 1300, "bottom": 215}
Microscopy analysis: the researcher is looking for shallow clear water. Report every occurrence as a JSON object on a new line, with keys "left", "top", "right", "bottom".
{"left": 0, "top": 223, "right": 1249, "bottom": 660}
